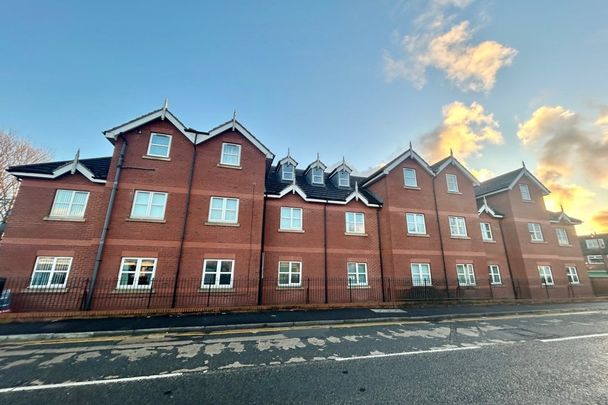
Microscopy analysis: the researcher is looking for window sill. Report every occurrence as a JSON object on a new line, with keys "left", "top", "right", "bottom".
{"left": 403, "top": 186, "right": 421, "bottom": 190}
{"left": 22, "top": 287, "right": 68, "bottom": 293}
{"left": 521, "top": 200, "right": 534, "bottom": 203}
{"left": 490, "top": 283, "right": 504, "bottom": 287}
{"left": 407, "top": 233, "right": 430, "bottom": 238}
{"left": 217, "top": 163, "right": 242, "bottom": 170}
{"left": 347, "top": 285, "right": 371, "bottom": 289}
{"left": 451, "top": 236, "right": 471, "bottom": 240}
{"left": 127, "top": 218, "right": 166, "bottom": 223}
{"left": 345, "top": 232, "right": 368, "bottom": 237}
{"left": 113, "top": 288, "right": 153, "bottom": 293}
{"left": 276, "top": 286, "right": 304, "bottom": 290}
{"left": 205, "top": 222, "right": 240, "bottom": 227}
{"left": 447, "top": 191, "right": 462, "bottom": 195}
{"left": 457, "top": 285, "right": 477, "bottom": 288}
{"left": 530, "top": 240, "right": 548, "bottom": 244}
{"left": 540, "top": 284, "right": 555, "bottom": 288}
{"left": 44, "top": 216, "right": 86, "bottom": 222}
{"left": 559, "top": 244, "right": 573, "bottom": 247}
{"left": 278, "top": 229, "right": 304, "bottom": 233}
{"left": 482, "top": 240, "right": 496, "bottom": 243}
{"left": 142, "top": 155, "right": 171, "bottom": 161}
{"left": 198, "top": 287, "right": 235, "bottom": 293}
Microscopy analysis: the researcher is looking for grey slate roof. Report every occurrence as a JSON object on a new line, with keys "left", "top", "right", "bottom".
{"left": 474, "top": 168, "right": 522, "bottom": 197}
{"left": 266, "top": 167, "right": 382, "bottom": 205}
{"left": 429, "top": 156, "right": 451, "bottom": 172}
{"left": 8, "top": 157, "right": 112, "bottom": 180}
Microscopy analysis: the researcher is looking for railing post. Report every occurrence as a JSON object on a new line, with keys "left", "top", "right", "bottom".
{"left": 488, "top": 277, "right": 494, "bottom": 300}
{"left": 147, "top": 278, "right": 154, "bottom": 309}
{"left": 348, "top": 278, "right": 352, "bottom": 303}
{"left": 306, "top": 278, "right": 310, "bottom": 305}
{"left": 80, "top": 278, "right": 90, "bottom": 311}
{"left": 387, "top": 278, "right": 392, "bottom": 302}
{"left": 207, "top": 283, "right": 212, "bottom": 307}
{"left": 544, "top": 282, "right": 550, "bottom": 299}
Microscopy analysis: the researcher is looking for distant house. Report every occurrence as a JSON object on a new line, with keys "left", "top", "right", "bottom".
{"left": 579, "top": 233, "right": 608, "bottom": 295}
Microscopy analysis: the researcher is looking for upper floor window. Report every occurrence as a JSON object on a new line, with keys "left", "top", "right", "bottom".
{"left": 566, "top": 266, "right": 580, "bottom": 284}
{"left": 456, "top": 264, "right": 476, "bottom": 286}
{"left": 280, "top": 207, "right": 303, "bottom": 231}
{"left": 311, "top": 167, "right": 324, "bottom": 185}
{"left": 480, "top": 222, "right": 493, "bottom": 241}
{"left": 587, "top": 255, "right": 604, "bottom": 264}
{"left": 338, "top": 171, "right": 350, "bottom": 187}
{"left": 448, "top": 216, "right": 467, "bottom": 237}
{"left": 519, "top": 183, "right": 531, "bottom": 201}
{"left": 411, "top": 263, "right": 432, "bottom": 286}
{"left": 50, "top": 189, "right": 90, "bottom": 218}
{"left": 30, "top": 256, "right": 72, "bottom": 288}
{"left": 221, "top": 143, "right": 241, "bottom": 166}
{"left": 117, "top": 258, "right": 156, "bottom": 289}
{"left": 528, "top": 223, "right": 544, "bottom": 242}
{"left": 404, "top": 168, "right": 417, "bottom": 188}
{"left": 147, "top": 133, "right": 172, "bottom": 158}
{"left": 202, "top": 259, "right": 234, "bottom": 288}
{"left": 406, "top": 213, "right": 426, "bottom": 235}
{"left": 347, "top": 262, "right": 368, "bottom": 286}
{"left": 446, "top": 174, "right": 459, "bottom": 193}
{"left": 208, "top": 197, "right": 239, "bottom": 224}
{"left": 555, "top": 228, "right": 570, "bottom": 246}
{"left": 488, "top": 265, "right": 502, "bottom": 285}
{"left": 345, "top": 212, "right": 365, "bottom": 234}
{"left": 131, "top": 191, "right": 167, "bottom": 220}
{"left": 585, "top": 239, "right": 606, "bottom": 249}
{"left": 282, "top": 164, "right": 295, "bottom": 181}
{"left": 538, "top": 265, "right": 554, "bottom": 286}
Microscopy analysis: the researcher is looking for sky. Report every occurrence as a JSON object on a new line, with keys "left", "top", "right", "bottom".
{"left": 1, "top": 0, "right": 607, "bottom": 234}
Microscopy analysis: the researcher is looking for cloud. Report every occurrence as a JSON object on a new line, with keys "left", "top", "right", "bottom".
{"left": 591, "top": 211, "right": 608, "bottom": 232}
{"left": 469, "top": 167, "right": 495, "bottom": 182}
{"left": 420, "top": 101, "right": 504, "bottom": 162}
{"left": 595, "top": 106, "right": 608, "bottom": 126}
{"left": 384, "top": 2, "right": 517, "bottom": 92}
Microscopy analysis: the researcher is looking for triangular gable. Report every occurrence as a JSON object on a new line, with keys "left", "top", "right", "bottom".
{"left": 103, "top": 109, "right": 196, "bottom": 143}
{"left": 362, "top": 148, "right": 434, "bottom": 187}
{"left": 200, "top": 120, "right": 275, "bottom": 159}
{"left": 476, "top": 167, "right": 551, "bottom": 198}
{"left": 509, "top": 169, "right": 551, "bottom": 196}
{"left": 432, "top": 156, "right": 480, "bottom": 186}
{"left": 549, "top": 211, "right": 583, "bottom": 225}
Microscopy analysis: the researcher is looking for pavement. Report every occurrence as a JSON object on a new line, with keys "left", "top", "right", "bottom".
{"left": 2, "top": 300, "right": 608, "bottom": 340}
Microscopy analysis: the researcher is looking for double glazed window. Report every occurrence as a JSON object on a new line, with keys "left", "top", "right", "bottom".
{"left": 311, "top": 167, "right": 324, "bottom": 185}
{"left": 345, "top": 212, "right": 365, "bottom": 234}
{"left": 480, "top": 222, "right": 493, "bottom": 241}
{"left": 280, "top": 207, "right": 303, "bottom": 231}
{"left": 282, "top": 164, "right": 295, "bottom": 181}
{"left": 202, "top": 259, "right": 234, "bottom": 288}
{"left": 406, "top": 213, "right": 426, "bottom": 235}
{"left": 131, "top": 191, "right": 167, "bottom": 220}
{"left": 528, "top": 223, "right": 544, "bottom": 242}
{"left": 221, "top": 143, "right": 241, "bottom": 166}
{"left": 278, "top": 261, "right": 302, "bottom": 287}
{"left": 449, "top": 216, "right": 467, "bottom": 237}
{"left": 519, "top": 184, "right": 531, "bottom": 201}
{"left": 585, "top": 239, "right": 606, "bottom": 249}
{"left": 347, "top": 262, "right": 368, "bottom": 286}
{"left": 50, "top": 189, "right": 89, "bottom": 218}
{"left": 566, "top": 266, "right": 580, "bottom": 284}
{"left": 555, "top": 228, "right": 570, "bottom": 246}
{"left": 411, "top": 263, "right": 431, "bottom": 286}
{"left": 338, "top": 171, "right": 350, "bottom": 187}
{"left": 538, "top": 266, "right": 554, "bottom": 286}
{"left": 446, "top": 174, "right": 459, "bottom": 193}
{"left": 456, "top": 264, "right": 476, "bottom": 286}
{"left": 488, "top": 265, "right": 502, "bottom": 285}
{"left": 30, "top": 256, "right": 72, "bottom": 288}
{"left": 208, "top": 197, "right": 239, "bottom": 223}
{"left": 586, "top": 255, "right": 604, "bottom": 264}
{"left": 403, "top": 168, "right": 417, "bottom": 188}
{"left": 117, "top": 258, "right": 156, "bottom": 288}
{"left": 147, "top": 133, "right": 172, "bottom": 158}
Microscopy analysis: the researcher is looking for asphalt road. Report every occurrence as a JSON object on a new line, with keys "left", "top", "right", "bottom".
{"left": 1, "top": 307, "right": 607, "bottom": 404}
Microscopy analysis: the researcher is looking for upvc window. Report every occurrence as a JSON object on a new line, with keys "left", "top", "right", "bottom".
{"left": 282, "top": 164, "right": 295, "bottom": 181}
{"left": 131, "top": 191, "right": 167, "bottom": 220}
{"left": 488, "top": 265, "right": 502, "bottom": 285}
{"left": 406, "top": 213, "right": 426, "bottom": 235}
{"left": 50, "top": 189, "right": 89, "bottom": 218}
{"left": 404, "top": 168, "right": 417, "bottom": 187}
{"left": 519, "top": 183, "right": 531, "bottom": 201}
{"left": 566, "top": 266, "right": 580, "bottom": 284}
{"left": 345, "top": 212, "right": 365, "bottom": 234}
{"left": 147, "top": 133, "right": 172, "bottom": 158}
{"left": 528, "top": 223, "right": 544, "bottom": 242}
{"left": 538, "top": 265, "right": 554, "bottom": 286}
{"left": 117, "top": 258, "right": 156, "bottom": 289}
{"left": 411, "top": 263, "right": 432, "bottom": 286}
{"left": 208, "top": 197, "right": 239, "bottom": 223}
{"left": 278, "top": 261, "right": 302, "bottom": 287}
{"left": 221, "top": 143, "right": 241, "bottom": 166}
{"left": 449, "top": 216, "right": 467, "bottom": 237}
{"left": 280, "top": 207, "right": 303, "bottom": 231}
{"left": 347, "top": 262, "right": 368, "bottom": 286}
{"left": 585, "top": 239, "right": 605, "bottom": 249}
{"left": 338, "top": 171, "right": 350, "bottom": 187}
{"left": 480, "top": 222, "right": 493, "bottom": 241}
{"left": 202, "top": 259, "right": 234, "bottom": 288}
{"left": 456, "top": 264, "right": 476, "bottom": 286}
{"left": 556, "top": 228, "right": 570, "bottom": 246}
{"left": 29, "top": 257, "right": 72, "bottom": 288}
{"left": 587, "top": 255, "right": 604, "bottom": 264}
{"left": 312, "top": 167, "right": 324, "bottom": 185}
{"left": 446, "top": 174, "right": 459, "bottom": 193}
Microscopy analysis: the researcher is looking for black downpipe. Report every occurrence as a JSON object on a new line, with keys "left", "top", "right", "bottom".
{"left": 172, "top": 133, "right": 198, "bottom": 308}
{"left": 432, "top": 176, "right": 450, "bottom": 298}
{"left": 257, "top": 195, "right": 268, "bottom": 305}
{"left": 85, "top": 136, "right": 128, "bottom": 310}
{"left": 323, "top": 204, "right": 328, "bottom": 304}
{"left": 375, "top": 209, "right": 386, "bottom": 302}
{"left": 498, "top": 218, "right": 518, "bottom": 299}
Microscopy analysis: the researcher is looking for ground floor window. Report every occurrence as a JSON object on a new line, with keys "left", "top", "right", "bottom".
{"left": 347, "top": 262, "right": 368, "bottom": 286}
{"left": 538, "top": 265, "right": 554, "bottom": 286}
{"left": 456, "top": 264, "right": 476, "bottom": 286}
{"left": 488, "top": 265, "right": 502, "bottom": 285}
{"left": 202, "top": 259, "right": 234, "bottom": 288}
{"left": 566, "top": 266, "right": 580, "bottom": 284}
{"left": 411, "top": 263, "right": 431, "bottom": 286}
{"left": 30, "top": 256, "right": 72, "bottom": 288}
{"left": 117, "top": 258, "right": 156, "bottom": 288}
{"left": 278, "top": 261, "right": 302, "bottom": 287}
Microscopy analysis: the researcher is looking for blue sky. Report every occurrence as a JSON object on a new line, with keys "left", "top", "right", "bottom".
{"left": 1, "top": 0, "right": 607, "bottom": 232}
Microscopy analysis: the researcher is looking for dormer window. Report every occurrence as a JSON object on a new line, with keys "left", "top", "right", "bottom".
{"left": 338, "top": 171, "right": 350, "bottom": 187}
{"left": 282, "top": 164, "right": 295, "bottom": 181}
{"left": 312, "top": 167, "right": 324, "bottom": 185}
{"left": 147, "top": 133, "right": 172, "bottom": 158}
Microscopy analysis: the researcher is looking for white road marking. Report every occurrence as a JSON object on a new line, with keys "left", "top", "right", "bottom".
{"left": 0, "top": 372, "right": 184, "bottom": 394}
{"left": 539, "top": 332, "right": 608, "bottom": 343}
{"left": 203, "top": 334, "right": 287, "bottom": 344}
{"left": 370, "top": 309, "right": 406, "bottom": 313}
{"left": 334, "top": 345, "right": 482, "bottom": 361}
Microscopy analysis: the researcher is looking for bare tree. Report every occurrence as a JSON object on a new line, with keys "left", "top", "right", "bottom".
{"left": 1, "top": 131, "right": 52, "bottom": 223}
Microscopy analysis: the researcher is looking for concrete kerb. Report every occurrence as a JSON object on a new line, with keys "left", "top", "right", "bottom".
{"left": 0, "top": 306, "right": 602, "bottom": 343}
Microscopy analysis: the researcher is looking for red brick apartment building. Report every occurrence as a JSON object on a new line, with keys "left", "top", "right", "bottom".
{"left": 0, "top": 107, "right": 594, "bottom": 312}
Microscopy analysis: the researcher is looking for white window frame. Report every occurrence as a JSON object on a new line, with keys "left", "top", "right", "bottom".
{"left": 406, "top": 213, "right": 427, "bottom": 235}
{"left": 411, "top": 263, "right": 432, "bottom": 287}
{"left": 538, "top": 265, "right": 554, "bottom": 286}
{"left": 280, "top": 207, "right": 303, "bottom": 231}
{"left": 202, "top": 259, "right": 235, "bottom": 289}
{"left": 566, "top": 266, "right": 580, "bottom": 285}
{"left": 585, "top": 239, "right": 605, "bottom": 249}
{"left": 403, "top": 168, "right": 418, "bottom": 188}
{"left": 528, "top": 223, "right": 544, "bottom": 242}
{"left": 345, "top": 212, "right": 365, "bottom": 234}
{"left": 488, "top": 265, "right": 502, "bottom": 285}
{"left": 130, "top": 191, "right": 168, "bottom": 220}
{"left": 220, "top": 143, "right": 241, "bottom": 166}
{"left": 146, "top": 133, "right": 172, "bottom": 158}
{"left": 278, "top": 261, "right": 302, "bottom": 287}
{"left": 446, "top": 174, "right": 459, "bottom": 193}
{"left": 49, "top": 189, "right": 90, "bottom": 218}
{"left": 29, "top": 256, "right": 72, "bottom": 288}
{"left": 519, "top": 183, "right": 531, "bottom": 201}
{"left": 480, "top": 222, "right": 493, "bottom": 241}
{"left": 311, "top": 167, "right": 324, "bottom": 185}
{"left": 117, "top": 257, "right": 157, "bottom": 289}
{"left": 208, "top": 197, "right": 239, "bottom": 224}
{"left": 338, "top": 171, "right": 350, "bottom": 187}
{"left": 449, "top": 216, "right": 467, "bottom": 237}
{"left": 586, "top": 255, "right": 604, "bottom": 264}
{"left": 456, "top": 264, "right": 476, "bottom": 286}
{"left": 555, "top": 228, "right": 570, "bottom": 246}
{"left": 347, "top": 262, "right": 368, "bottom": 287}
{"left": 282, "top": 164, "right": 295, "bottom": 181}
